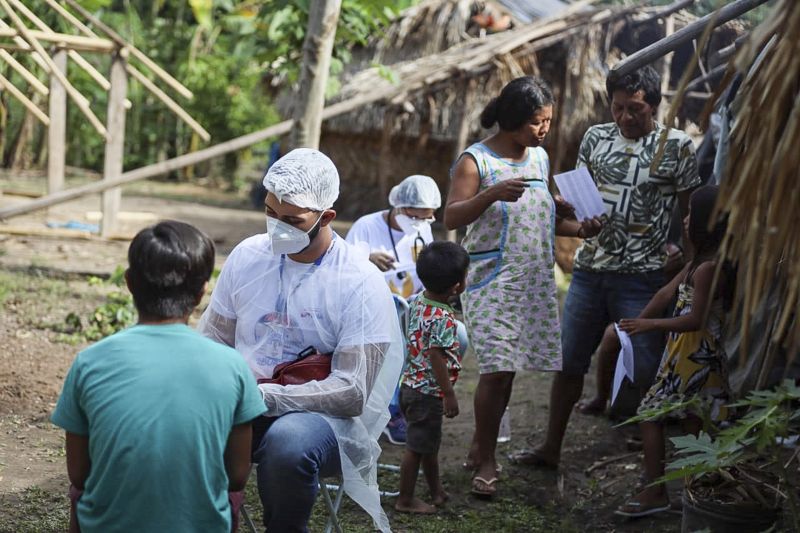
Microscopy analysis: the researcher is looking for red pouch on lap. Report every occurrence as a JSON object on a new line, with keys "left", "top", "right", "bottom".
{"left": 257, "top": 348, "right": 332, "bottom": 386}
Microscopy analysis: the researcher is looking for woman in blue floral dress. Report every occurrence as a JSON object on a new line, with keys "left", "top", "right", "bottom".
{"left": 445, "top": 77, "right": 601, "bottom": 496}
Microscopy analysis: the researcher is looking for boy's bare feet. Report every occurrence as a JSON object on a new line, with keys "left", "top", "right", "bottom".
{"left": 394, "top": 497, "right": 437, "bottom": 514}
{"left": 431, "top": 489, "right": 449, "bottom": 506}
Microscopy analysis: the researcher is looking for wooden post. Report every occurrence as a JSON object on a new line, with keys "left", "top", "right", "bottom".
{"left": 101, "top": 51, "right": 127, "bottom": 237}
{"left": 47, "top": 48, "right": 67, "bottom": 195}
{"left": 447, "top": 79, "right": 475, "bottom": 242}
{"left": 289, "top": 0, "right": 342, "bottom": 149}
{"left": 657, "top": 15, "right": 675, "bottom": 124}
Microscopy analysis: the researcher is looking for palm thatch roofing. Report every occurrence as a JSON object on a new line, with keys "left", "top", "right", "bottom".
{"left": 703, "top": 0, "right": 800, "bottom": 390}
{"left": 291, "top": 0, "right": 731, "bottom": 222}
{"left": 320, "top": 0, "right": 706, "bottom": 154}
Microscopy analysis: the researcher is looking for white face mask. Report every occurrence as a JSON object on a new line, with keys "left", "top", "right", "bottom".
{"left": 395, "top": 213, "right": 434, "bottom": 235}
{"left": 266, "top": 214, "right": 323, "bottom": 255}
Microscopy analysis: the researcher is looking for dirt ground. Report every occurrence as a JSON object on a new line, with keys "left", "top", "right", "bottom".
{"left": 0, "top": 184, "right": 684, "bottom": 532}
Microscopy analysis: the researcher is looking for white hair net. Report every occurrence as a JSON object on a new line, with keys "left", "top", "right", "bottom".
{"left": 388, "top": 174, "right": 441, "bottom": 209}
{"left": 197, "top": 233, "right": 402, "bottom": 532}
{"left": 263, "top": 148, "right": 340, "bottom": 210}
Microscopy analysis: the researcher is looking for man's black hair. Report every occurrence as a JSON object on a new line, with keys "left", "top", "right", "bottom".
{"left": 480, "top": 76, "right": 554, "bottom": 131}
{"left": 127, "top": 220, "right": 215, "bottom": 319}
{"left": 416, "top": 241, "right": 470, "bottom": 294}
{"left": 606, "top": 65, "right": 662, "bottom": 108}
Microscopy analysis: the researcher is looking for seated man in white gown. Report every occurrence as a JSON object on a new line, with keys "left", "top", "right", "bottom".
{"left": 200, "top": 148, "right": 403, "bottom": 533}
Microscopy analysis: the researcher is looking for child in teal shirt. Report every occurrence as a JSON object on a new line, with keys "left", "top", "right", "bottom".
{"left": 52, "top": 221, "right": 266, "bottom": 532}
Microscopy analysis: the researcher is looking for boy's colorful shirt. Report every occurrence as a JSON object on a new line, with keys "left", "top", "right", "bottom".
{"left": 402, "top": 295, "right": 461, "bottom": 397}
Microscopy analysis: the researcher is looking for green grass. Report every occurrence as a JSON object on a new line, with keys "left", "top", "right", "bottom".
{"left": 0, "top": 487, "right": 70, "bottom": 533}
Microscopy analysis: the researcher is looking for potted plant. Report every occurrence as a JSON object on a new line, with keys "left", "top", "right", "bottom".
{"left": 656, "top": 379, "right": 800, "bottom": 532}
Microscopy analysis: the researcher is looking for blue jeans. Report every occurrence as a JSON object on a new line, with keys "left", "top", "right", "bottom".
{"left": 561, "top": 269, "right": 666, "bottom": 389}
{"left": 251, "top": 412, "right": 341, "bottom": 532}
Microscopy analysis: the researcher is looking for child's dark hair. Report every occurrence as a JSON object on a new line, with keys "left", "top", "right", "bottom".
{"left": 127, "top": 220, "right": 215, "bottom": 319}
{"left": 606, "top": 65, "right": 662, "bottom": 108}
{"left": 416, "top": 241, "right": 470, "bottom": 294}
{"left": 480, "top": 76, "right": 554, "bottom": 131}
{"left": 688, "top": 185, "right": 726, "bottom": 264}
{"left": 687, "top": 185, "right": 737, "bottom": 310}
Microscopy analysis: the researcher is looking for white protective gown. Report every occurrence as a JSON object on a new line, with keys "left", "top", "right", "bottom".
{"left": 198, "top": 232, "right": 402, "bottom": 532}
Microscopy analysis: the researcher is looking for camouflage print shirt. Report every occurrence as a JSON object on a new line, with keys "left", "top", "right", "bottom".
{"left": 573, "top": 122, "right": 700, "bottom": 273}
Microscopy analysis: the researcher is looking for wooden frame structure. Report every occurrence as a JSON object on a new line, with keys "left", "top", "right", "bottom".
{"left": 0, "top": 0, "right": 209, "bottom": 236}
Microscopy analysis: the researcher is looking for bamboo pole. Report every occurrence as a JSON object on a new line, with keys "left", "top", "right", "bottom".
{"left": 0, "top": 18, "right": 48, "bottom": 71}
{"left": 0, "top": 49, "right": 47, "bottom": 95}
{"left": 610, "top": 0, "right": 771, "bottom": 81}
{"left": 0, "top": 0, "right": 108, "bottom": 138}
{"left": 61, "top": 0, "right": 194, "bottom": 100}
{"left": 7, "top": 0, "right": 131, "bottom": 108}
{"left": 47, "top": 49, "right": 67, "bottom": 194}
{"left": 657, "top": 15, "right": 675, "bottom": 123}
{"left": 101, "top": 52, "right": 127, "bottom": 237}
{"left": 0, "top": 28, "right": 114, "bottom": 52}
{"left": 0, "top": 82, "right": 409, "bottom": 220}
{"left": 0, "top": 72, "right": 49, "bottom": 124}
{"left": 126, "top": 66, "right": 209, "bottom": 141}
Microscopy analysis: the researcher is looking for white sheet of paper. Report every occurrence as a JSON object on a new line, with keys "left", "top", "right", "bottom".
{"left": 611, "top": 348, "right": 626, "bottom": 406}
{"left": 553, "top": 167, "right": 606, "bottom": 221}
{"left": 611, "top": 324, "right": 635, "bottom": 405}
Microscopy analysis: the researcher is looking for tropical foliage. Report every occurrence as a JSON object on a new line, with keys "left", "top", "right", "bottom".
{"left": 1, "top": 0, "right": 412, "bottom": 187}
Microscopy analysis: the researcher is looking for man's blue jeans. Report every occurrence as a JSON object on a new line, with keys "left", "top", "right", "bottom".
{"left": 561, "top": 269, "right": 666, "bottom": 389}
{"left": 251, "top": 412, "right": 341, "bottom": 532}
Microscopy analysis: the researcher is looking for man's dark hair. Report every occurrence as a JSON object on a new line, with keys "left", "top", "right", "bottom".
{"left": 480, "top": 76, "right": 554, "bottom": 131}
{"left": 416, "top": 241, "right": 470, "bottom": 294}
{"left": 606, "top": 65, "right": 662, "bottom": 108}
{"left": 127, "top": 220, "right": 215, "bottom": 319}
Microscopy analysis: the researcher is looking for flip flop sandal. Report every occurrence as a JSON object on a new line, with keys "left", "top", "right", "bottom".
{"left": 470, "top": 476, "right": 498, "bottom": 497}
{"left": 614, "top": 500, "right": 671, "bottom": 518}
{"left": 507, "top": 449, "right": 558, "bottom": 469}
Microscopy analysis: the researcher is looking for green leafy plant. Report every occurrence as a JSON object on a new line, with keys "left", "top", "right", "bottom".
{"left": 60, "top": 267, "right": 137, "bottom": 343}
{"left": 662, "top": 380, "right": 800, "bottom": 530}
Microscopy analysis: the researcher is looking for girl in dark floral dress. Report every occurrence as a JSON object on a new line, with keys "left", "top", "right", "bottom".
{"left": 616, "top": 185, "right": 733, "bottom": 517}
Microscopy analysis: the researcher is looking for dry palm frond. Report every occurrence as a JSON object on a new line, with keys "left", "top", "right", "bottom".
{"left": 714, "top": 0, "right": 800, "bottom": 371}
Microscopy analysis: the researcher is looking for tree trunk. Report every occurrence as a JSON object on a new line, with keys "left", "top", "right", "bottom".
{"left": 289, "top": 0, "right": 341, "bottom": 150}
{"left": 8, "top": 90, "right": 42, "bottom": 170}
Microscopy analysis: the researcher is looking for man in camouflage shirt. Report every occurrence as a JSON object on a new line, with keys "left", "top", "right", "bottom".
{"left": 519, "top": 65, "right": 700, "bottom": 468}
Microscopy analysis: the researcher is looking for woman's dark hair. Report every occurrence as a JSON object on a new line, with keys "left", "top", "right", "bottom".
{"left": 480, "top": 76, "right": 554, "bottom": 131}
{"left": 127, "top": 220, "right": 215, "bottom": 319}
{"left": 416, "top": 241, "right": 470, "bottom": 294}
{"left": 606, "top": 65, "right": 662, "bottom": 108}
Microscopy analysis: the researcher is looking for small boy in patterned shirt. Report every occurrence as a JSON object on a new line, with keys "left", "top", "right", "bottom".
{"left": 395, "top": 241, "right": 470, "bottom": 514}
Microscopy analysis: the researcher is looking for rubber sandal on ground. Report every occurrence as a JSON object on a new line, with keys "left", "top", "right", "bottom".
{"left": 470, "top": 476, "right": 498, "bottom": 497}
{"left": 614, "top": 500, "right": 671, "bottom": 518}
{"left": 507, "top": 449, "right": 558, "bottom": 469}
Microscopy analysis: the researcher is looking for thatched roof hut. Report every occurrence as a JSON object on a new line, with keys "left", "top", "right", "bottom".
{"left": 279, "top": 1, "right": 741, "bottom": 222}
{"left": 274, "top": 0, "right": 728, "bottom": 224}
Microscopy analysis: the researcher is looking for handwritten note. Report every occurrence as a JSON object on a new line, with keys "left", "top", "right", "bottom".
{"left": 553, "top": 167, "right": 606, "bottom": 222}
